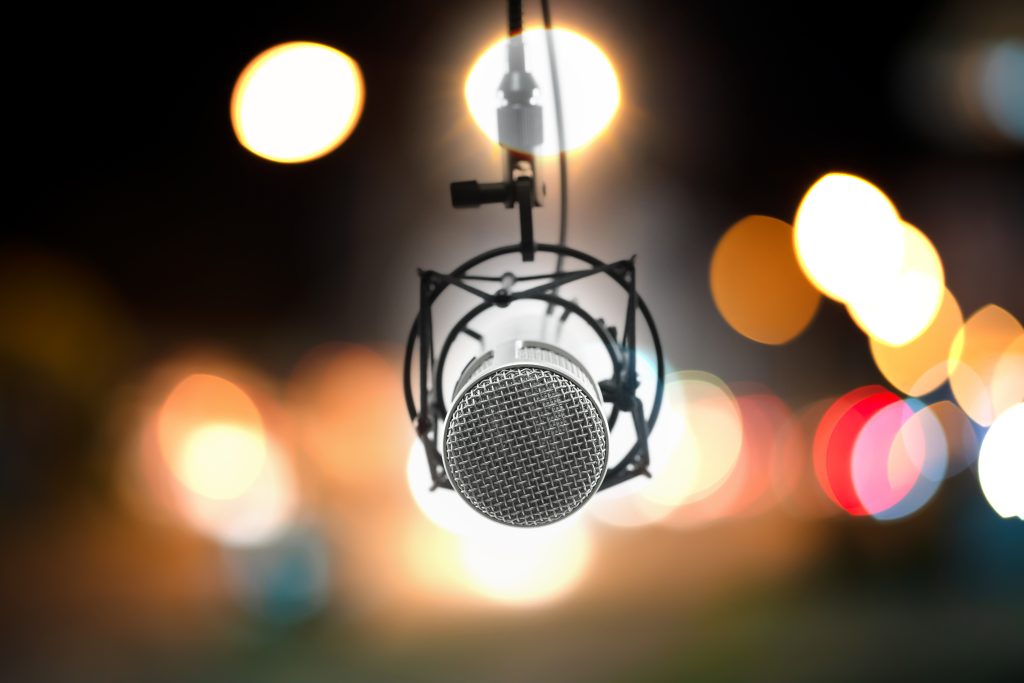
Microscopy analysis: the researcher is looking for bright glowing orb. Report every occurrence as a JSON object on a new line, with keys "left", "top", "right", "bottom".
{"left": 978, "top": 402, "right": 1024, "bottom": 519}
{"left": 179, "top": 423, "right": 268, "bottom": 500}
{"left": 710, "top": 215, "right": 820, "bottom": 345}
{"left": 457, "top": 523, "right": 591, "bottom": 605}
{"left": 794, "top": 173, "right": 905, "bottom": 304}
{"left": 846, "top": 222, "right": 945, "bottom": 347}
{"left": 465, "top": 28, "right": 620, "bottom": 155}
{"left": 231, "top": 41, "right": 365, "bottom": 163}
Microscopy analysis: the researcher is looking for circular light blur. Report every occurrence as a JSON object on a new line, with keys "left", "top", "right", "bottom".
{"left": 710, "top": 215, "right": 821, "bottom": 345}
{"left": 814, "top": 386, "right": 900, "bottom": 515}
{"left": 231, "top": 41, "right": 365, "bottom": 163}
{"left": 465, "top": 28, "right": 620, "bottom": 155}
{"left": 457, "top": 522, "right": 592, "bottom": 606}
{"left": 157, "top": 373, "right": 266, "bottom": 489}
{"left": 949, "top": 305, "right": 1024, "bottom": 426}
{"left": 793, "top": 173, "right": 906, "bottom": 304}
{"left": 846, "top": 222, "right": 945, "bottom": 347}
{"left": 179, "top": 423, "right": 267, "bottom": 500}
{"left": 851, "top": 399, "right": 947, "bottom": 519}
{"left": 991, "top": 334, "right": 1024, "bottom": 419}
{"left": 175, "top": 439, "right": 299, "bottom": 547}
{"left": 925, "top": 400, "right": 979, "bottom": 477}
{"left": 977, "top": 402, "right": 1024, "bottom": 519}
{"left": 645, "top": 372, "right": 743, "bottom": 519}
{"left": 978, "top": 40, "right": 1024, "bottom": 144}
{"left": 870, "top": 287, "right": 963, "bottom": 396}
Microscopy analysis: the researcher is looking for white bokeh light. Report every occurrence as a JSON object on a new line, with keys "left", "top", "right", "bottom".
{"left": 231, "top": 41, "right": 364, "bottom": 163}
{"left": 465, "top": 28, "right": 620, "bottom": 155}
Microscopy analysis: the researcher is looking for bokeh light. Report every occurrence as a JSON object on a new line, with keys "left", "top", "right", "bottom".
{"left": 851, "top": 399, "right": 947, "bottom": 520}
{"left": 465, "top": 28, "right": 620, "bottom": 154}
{"left": 814, "top": 386, "right": 900, "bottom": 515}
{"left": 927, "top": 400, "right": 980, "bottom": 476}
{"left": 231, "top": 41, "right": 364, "bottom": 163}
{"left": 846, "top": 222, "right": 945, "bottom": 347}
{"left": 870, "top": 287, "right": 964, "bottom": 396}
{"left": 710, "top": 215, "right": 820, "bottom": 345}
{"left": 793, "top": 173, "right": 905, "bottom": 304}
{"left": 178, "top": 423, "right": 267, "bottom": 500}
{"left": 949, "top": 304, "right": 1024, "bottom": 426}
{"left": 991, "top": 333, "right": 1024, "bottom": 418}
{"left": 144, "top": 370, "right": 299, "bottom": 547}
{"left": 650, "top": 373, "right": 742, "bottom": 507}
{"left": 977, "top": 402, "right": 1024, "bottom": 519}
{"left": 457, "top": 522, "right": 592, "bottom": 606}
{"left": 978, "top": 40, "right": 1024, "bottom": 144}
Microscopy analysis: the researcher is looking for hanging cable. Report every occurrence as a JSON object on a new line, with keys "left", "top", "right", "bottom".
{"left": 541, "top": 0, "right": 569, "bottom": 316}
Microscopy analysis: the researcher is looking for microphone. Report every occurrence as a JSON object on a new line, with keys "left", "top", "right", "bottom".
{"left": 443, "top": 339, "right": 609, "bottom": 527}
{"left": 403, "top": 0, "right": 665, "bottom": 527}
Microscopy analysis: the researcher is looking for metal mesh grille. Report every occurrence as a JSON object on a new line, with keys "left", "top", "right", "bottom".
{"left": 444, "top": 366, "right": 608, "bottom": 526}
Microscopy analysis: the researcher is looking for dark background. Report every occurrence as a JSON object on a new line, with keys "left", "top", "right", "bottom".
{"left": 2, "top": 1, "right": 1022, "bottom": 681}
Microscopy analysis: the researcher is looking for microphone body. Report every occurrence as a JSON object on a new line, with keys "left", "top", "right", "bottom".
{"left": 443, "top": 339, "right": 609, "bottom": 527}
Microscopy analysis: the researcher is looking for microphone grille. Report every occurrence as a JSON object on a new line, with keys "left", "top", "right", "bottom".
{"left": 444, "top": 344, "right": 608, "bottom": 527}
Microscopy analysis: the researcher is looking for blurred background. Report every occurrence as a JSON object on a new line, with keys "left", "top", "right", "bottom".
{"left": 2, "top": 0, "right": 1023, "bottom": 681}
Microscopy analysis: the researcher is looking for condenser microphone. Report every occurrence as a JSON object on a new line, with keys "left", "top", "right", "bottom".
{"left": 442, "top": 340, "right": 609, "bottom": 527}
{"left": 404, "top": 0, "right": 665, "bottom": 529}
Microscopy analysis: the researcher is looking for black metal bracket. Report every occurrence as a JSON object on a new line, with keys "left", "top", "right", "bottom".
{"left": 403, "top": 243, "right": 664, "bottom": 492}
{"left": 450, "top": 175, "right": 538, "bottom": 262}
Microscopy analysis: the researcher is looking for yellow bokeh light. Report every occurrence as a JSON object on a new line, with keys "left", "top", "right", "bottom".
{"left": 465, "top": 28, "right": 620, "bottom": 155}
{"left": 457, "top": 522, "right": 592, "bottom": 606}
{"left": 231, "top": 41, "right": 364, "bottom": 163}
{"left": 178, "top": 423, "right": 267, "bottom": 500}
{"left": 793, "top": 173, "right": 906, "bottom": 303}
{"left": 175, "top": 439, "right": 299, "bottom": 547}
{"left": 991, "top": 334, "right": 1024, "bottom": 418}
{"left": 977, "top": 402, "right": 1024, "bottom": 519}
{"left": 636, "top": 372, "right": 743, "bottom": 519}
{"left": 870, "top": 287, "right": 963, "bottom": 396}
{"left": 949, "top": 305, "right": 1024, "bottom": 426}
{"left": 710, "top": 215, "right": 820, "bottom": 345}
{"left": 846, "top": 222, "right": 945, "bottom": 347}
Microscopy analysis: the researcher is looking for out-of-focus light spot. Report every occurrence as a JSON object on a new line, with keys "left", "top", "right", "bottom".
{"left": 221, "top": 521, "right": 331, "bottom": 625}
{"left": 851, "top": 399, "right": 947, "bottom": 519}
{"left": 457, "top": 522, "right": 591, "bottom": 606}
{"left": 150, "top": 370, "right": 298, "bottom": 547}
{"left": 793, "top": 173, "right": 905, "bottom": 304}
{"left": 157, "top": 373, "right": 264, "bottom": 478}
{"left": 406, "top": 439, "right": 492, "bottom": 537}
{"left": 949, "top": 305, "right": 1024, "bottom": 426}
{"left": 846, "top": 222, "right": 945, "bottom": 347}
{"left": 977, "top": 402, "right": 1024, "bottom": 519}
{"left": 814, "top": 386, "right": 900, "bottom": 515}
{"left": 231, "top": 41, "right": 364, "bottom": 163}
{"left": 687, "top": 390, "right": 795, "bottom": 519}
{"left": 179, "top": 423, "right": 267, "bottom": 500}
{"left": 176, "top": 439, "right": 299, "bottom": 547}
{"left": 978, "top": 40, "right": 1024, "bottom": 144}
{"left": 991, "top": 334, "right": 1024, "bottom": 418}
{"left": 647, "top": 372, "right": 743, "bottom": 510}
{"left": 288, "top": 344, "right": 408, "bottom": 488}
{"left": 710, "top": 216, "right": 820, "bottom": 345}
{"left": 870, "top": 288, "right": 963, "bottom": 396}
{"left": 927, "top": 400, "right": 979, "bottom": 476}
{"left": 465, "top": 28, "right": 620, "bottom": 155}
